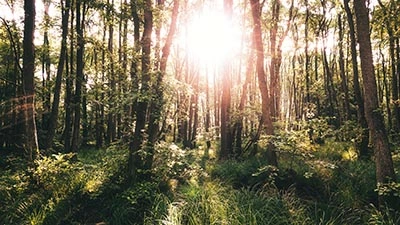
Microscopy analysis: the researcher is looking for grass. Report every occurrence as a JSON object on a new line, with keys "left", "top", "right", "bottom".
{"left": 1, "top": 138, "right": 399, "bottom": 224}
{"left": 153, "top": 180, "right": 312, "bottom": 225}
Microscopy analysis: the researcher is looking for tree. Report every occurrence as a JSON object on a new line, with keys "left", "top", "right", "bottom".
{"left": 343, "top": 0, "right": 370, "bottom": 158}
{"left": 0, "top": 16, "right": 23, "bottom": 149}
{"left": 219, "top": 0, "right": 234, "bottom": 160}
{"left": 71, "top": 0, "right": 86, "bottom": 152}
{"left": 128, "top": 0, "right": 153, "bottom": 183}
{"left": 268, "top": 0, "right": 294, "bottom": 121}
{"left": 146, "top": 0, "right": 180, "bottom": 170}
{"left": 354, "top": 0, "right": 395, "bottom": 206}
{"left": 376, "top": 0, "right": 400, "bottom": 134}
{"left": 45, "top": 0, "right": 71, "bottom": 150}
{"left": 249, "top": 0, "right": 277, "bottom": 166}
{"left": 22, "top": 0, "right": 39, "bottom": 161}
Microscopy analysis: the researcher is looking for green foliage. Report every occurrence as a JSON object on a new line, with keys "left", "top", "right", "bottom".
{"left": 211, "top": 158, "right": 271, "bottom": 188}
{"left": 307, "top": 117, "right": 335, "bottom": 143}
{"left": 336, "top": 120, "right": 364, "bottom": 143}
{"left": 271, "top": 128, "right": 315, "bottom": 169}
{"left": 375, "top": 181, "right": 400, "bottom": 198}
{"left": 153, "top": 141, "right": 207, "bottom": 186}
{"left": 0, "top": 144, "right": 134, "bottom": 224}
{"left": 153, "top": 142, "right": 188, "bottom": 180}
{"left": 79, "top": 145, "right": 128, "bottom": 195}
{"left": 310, "top": 203, "right": 366, "bottom": 225}
{"left": 0, "top": 152, "right": 86, "bottom": 224}
{"left": 33, "top": 153, "right": 83, "bottom": 193}
{"left": 329, "top": 160, "right": 376, "bottom": 207}
{"left": 149, "top": 181, "right": 312, "bottom": 225}
{"left": 103, "top": 181, "right": 159, "bottom": 225}
{"left": 368, "top": 205, "right": 400, "bottom": 225}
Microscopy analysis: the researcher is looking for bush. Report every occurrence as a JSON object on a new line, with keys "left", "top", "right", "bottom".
{"left": 33, "top": 153, "right": 83, "bottom": 194}
{"left": 210, "top": 158, "right": 269, "bottom": 188}
{"left": 104, "top": 181, "right": 159, "bottom": 225}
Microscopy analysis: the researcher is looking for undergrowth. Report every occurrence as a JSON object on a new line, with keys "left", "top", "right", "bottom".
{"left": 1, "top": 136, "right": 400, "bottom": 224}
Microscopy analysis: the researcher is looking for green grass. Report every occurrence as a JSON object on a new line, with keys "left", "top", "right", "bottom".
{"left": 1, "top": 138, "right": 399, "bottom": 224}
{"left": 151, "top": 180, "right": 312, "bottom": 225}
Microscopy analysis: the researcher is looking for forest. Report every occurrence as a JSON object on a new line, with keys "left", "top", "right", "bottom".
{"left": 1, "top": 0, "right": 400, "bottom": 224}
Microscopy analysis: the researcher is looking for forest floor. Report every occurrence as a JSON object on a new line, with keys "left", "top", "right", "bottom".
{"left": 1, "top": 140, "right": 400, "bottom": 224}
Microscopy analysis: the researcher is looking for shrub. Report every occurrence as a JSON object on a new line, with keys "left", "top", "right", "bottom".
{"left": 33, "top": 153, "right": 83, "bottom": 195}
{"left": 211, "top": 158, "right": 268, "bottom": 188}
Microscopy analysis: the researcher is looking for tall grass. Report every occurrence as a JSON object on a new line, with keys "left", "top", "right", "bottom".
{"left": 150, "top": 180, "right": 312, "bottom": 225}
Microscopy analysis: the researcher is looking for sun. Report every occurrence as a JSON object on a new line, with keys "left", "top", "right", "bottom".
{"left": 183, "top": 7, "right": 242, "bottom": 66}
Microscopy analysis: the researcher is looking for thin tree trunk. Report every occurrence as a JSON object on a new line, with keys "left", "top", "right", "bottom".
{"left": 379, "top": 43, "right": 392, "bottom": 131}
{"left": 145, "top": 0, "right": 179, "bottom": 170}
{"left": 269, "top": 0, "right": 280, "bottom": 120}
{"left": 249, "top": 0, "right": 277, "bottom": 166}
{"left": 128, "top": 0, "right": 153, "bottom": 182}
{"left": 45, "top": 0, "right": 70, "bottom": 150}
{"left": 338, "top": 15, "right": 351, "bottom": 121}
{"left": 107, "top": 0, "right": 116, "bottom": 144}
{"left": 219, "top": 0, "right": 234, "bottom": 160}
{"left": 234, "top": 49, "right": 254, "bottom": 158}
{"left": 41, "top": 0, "right": 51, "bottom": 124}
{"left": 71, "top": 0, "right": 85, "bottom": 152}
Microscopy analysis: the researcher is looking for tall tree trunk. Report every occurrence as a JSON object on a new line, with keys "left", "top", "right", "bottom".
{"left": 343, "top": 0, "right": 370, "bottom": 158}
{"left": 377, "top": 0, "right": 399, "bottom": 133}
{"left": 234, "top": 49, "right": 254, "bottom": 158}
{"left": 219, "top": 0, "right": 233, "bottom": 160}
{"left": 64, "top": 3, "right": 75, "bottom": 152}
{"left": 71, "top": 0, "right": 85, "bottom": 152}
{"left": 304, "top": 0, "right": 311, "bottom": 104}
{"left": 94, "top": 49, "right": 104, "bottom": 148}
{"left": 396, "top": 37, "right": 400, "bottom": 135}
{"left": 128, "top": 0, "right": 153, "bottom": 182}
{"left": 249, "top": 0, "right": 277, "bottom": 166}
{"left": 269, "top": 0, "right": 280, "bottom": 120}
{"left": 205, "top": 73, "right": 212, "bottom": 150}
{"left": 22, "top": 0, "right": 39, "bottom": 161}
{"left": 338, "top": 15, "right": 351, "bottom": 121}
{"left": 354, "top": 0, "right": 396, "bottom": 206}
{"left": 379, "top": 41, "right": 392, "bottom": 132}
{"left": 106, "top": 0, "right": 116, "bottom": 144}
{"left": 145, "top": 0, "right": 179, "bottom": 170}
{"left": 45, "top": 0, "right": 70, "bottom": 150}
{"left": 41, "top": 0, "right": 51, "bottom": 125}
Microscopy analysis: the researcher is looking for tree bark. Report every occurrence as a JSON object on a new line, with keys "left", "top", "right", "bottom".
{"left": 354, "top": 0, "right": 396, "bottom": 206}
{"left": 338, "top": 15, "right": 351, "bottom": 121}
{"left": 219, "top": 0, "right": 234, "bottom": 160}
{"left": 249, "top": 0, "right": 277, "bottom": 166}
{"left": 45, "top": 0, "right": 70, "bottom": 150}
{"left": 128, "top": 0, "right": 153, "bottom": 182}
{"left": 343, "top": 0, "right": 370, "bottom": 158}
{"left": 145, "top": 0, "right": 179, "bottom": 170}
{"left": 71, "top": 0, "right": 85, "bottom": 152}
{"left": 22, "top": 0, "right": 39, "bottom": 161}
{"left": 106, "top": 0, "right": 117, "bottom": 144}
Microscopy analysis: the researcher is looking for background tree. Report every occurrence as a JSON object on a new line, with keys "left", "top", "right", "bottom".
{"left": 128, "top": 0, "right": 154, "bottom": 182}
{"left": 219, "top": 0, "right": 234, "bottom": 160}
{"left": 249, "top": 0, "right": 277, "bottom": 166}
{"left": 44, "top": 0, "right": 70, "bottom": 150}
{"left": 71, "top": 0, "right": 86, "bottom": 152}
